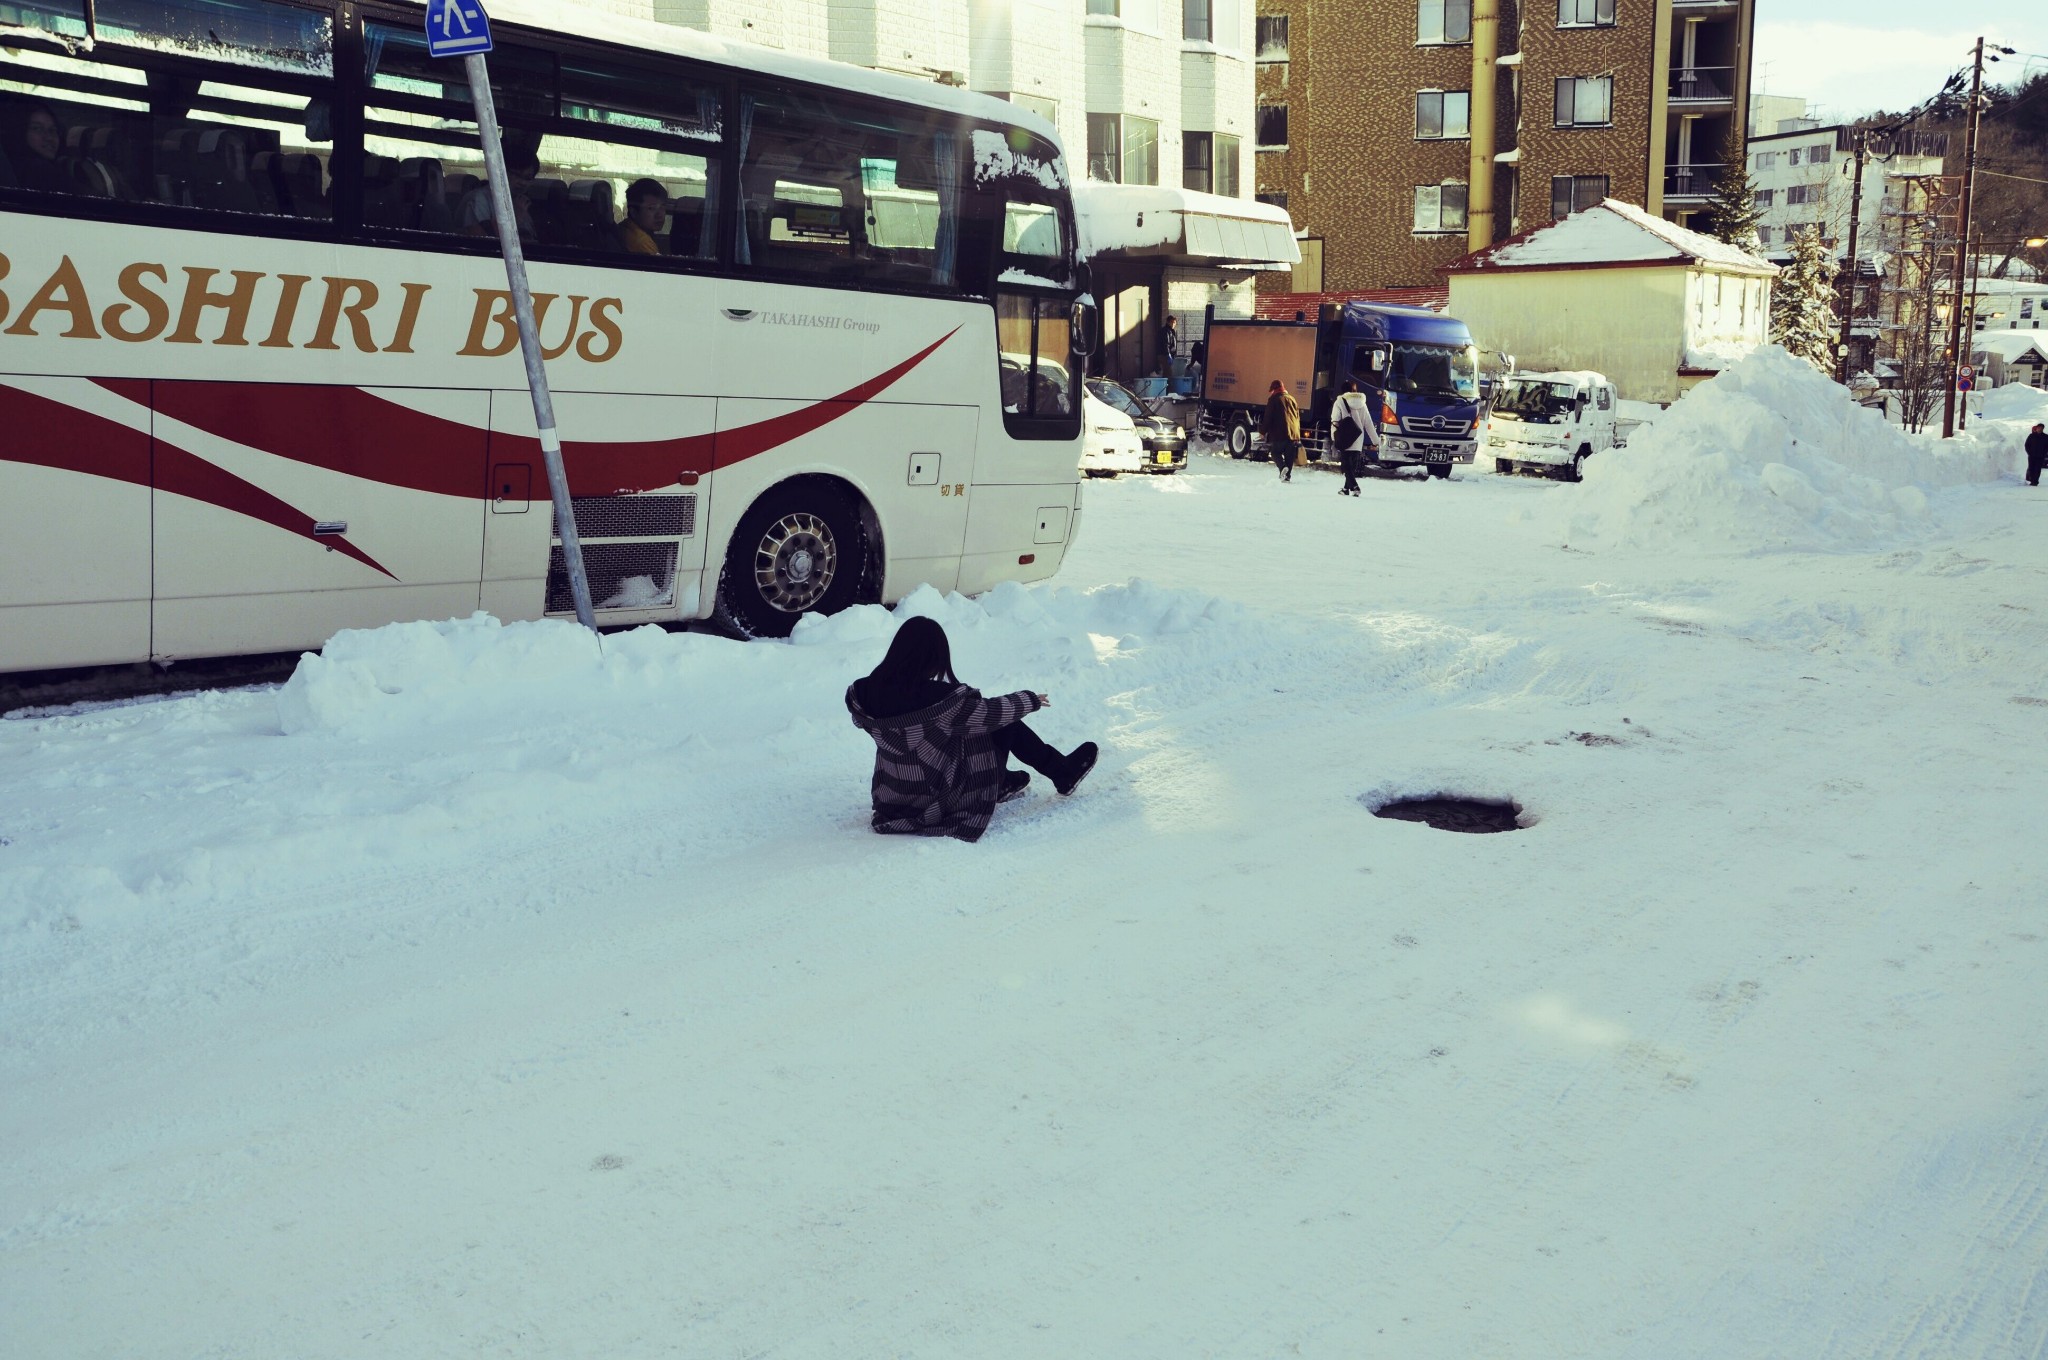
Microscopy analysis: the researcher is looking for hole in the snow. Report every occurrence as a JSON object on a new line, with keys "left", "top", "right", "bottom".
{"left": 1369, "top": 795, "right": 1524, "bottom": 833}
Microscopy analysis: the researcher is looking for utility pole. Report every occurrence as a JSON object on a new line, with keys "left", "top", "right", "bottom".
{"left": 1836, "top": 128, "right": 1867, "bottom": 384}
{"left": 1941, "top": 37, "right": 1985, "bottom": 440}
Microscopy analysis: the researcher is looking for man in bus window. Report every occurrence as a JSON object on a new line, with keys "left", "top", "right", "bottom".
{"left": 617, "top": 178, "right": 670, "bottom": 255}
{"left": 459, "top": 141, "right": 540, "bottom": 244}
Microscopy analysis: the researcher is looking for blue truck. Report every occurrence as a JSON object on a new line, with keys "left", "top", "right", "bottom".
{"left": 1197, "top": 301, "right": 1485, "bottom": 478}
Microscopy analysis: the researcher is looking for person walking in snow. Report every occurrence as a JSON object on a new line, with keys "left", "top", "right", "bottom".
{"left": 1262, "top": 379, "right": 1301, "bottom": 481}
{"left": 1330, "top": 379, "right": 1379, "bottom": 497}
{"left": 846, "top": 616, "right": 1099, "bottom": 842}
{"left": 2026, "top": 423, "right": 2047, "bottom": 488}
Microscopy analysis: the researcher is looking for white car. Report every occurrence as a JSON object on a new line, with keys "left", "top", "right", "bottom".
{"left": 1081, "top": 388, "right": 1146, "bottom": 476}
{"left": 1486, "top": 371, "right": 1621, "bottom": 482}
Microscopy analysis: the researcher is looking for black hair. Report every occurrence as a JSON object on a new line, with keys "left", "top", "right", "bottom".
{"left": 1343, "top": 379, "right": 1359, "bottom": 393}
{"left": 868, "top": 615, "right": 957, "bottom": 688}
{"left": 625, "top": 177, "right": 666, "bottom": 207}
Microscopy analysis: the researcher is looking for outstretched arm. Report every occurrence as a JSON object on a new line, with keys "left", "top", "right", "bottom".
{"left": 956, "top": 688, "right": 1046, "bottom": 738}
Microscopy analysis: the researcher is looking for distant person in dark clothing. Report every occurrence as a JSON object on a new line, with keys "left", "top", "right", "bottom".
{"left": 1262, "top": 379, "right": 1301, "bottom": 481}
{"left": 2027, "top": 423, "right": 2047, "bottom": 487}
{"left": 1160, "top": 313, "right": 1179, "bottom": 363}
{"left": 846, "top": 616, "right": 1099, "bottom": 842}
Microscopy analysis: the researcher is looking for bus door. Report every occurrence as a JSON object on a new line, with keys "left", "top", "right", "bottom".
{"left": 486, "top": 392, "right": 719, "bottom": 623}
{"left": 0, "top": 376, "right": 152, "bottom": 671}
{"left": 148, "top": 384, "right": 490, "bottom": 662}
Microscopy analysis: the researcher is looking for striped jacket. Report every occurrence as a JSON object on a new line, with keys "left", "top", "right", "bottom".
{"left": 846, "top": 682, "right": 1045, "bottom": 842}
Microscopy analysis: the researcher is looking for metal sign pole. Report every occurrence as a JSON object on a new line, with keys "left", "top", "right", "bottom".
{"left": 460, "top": 53, "right": 598, "bottom": 633}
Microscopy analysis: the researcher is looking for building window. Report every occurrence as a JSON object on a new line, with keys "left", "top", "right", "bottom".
{"left": 1414, "top": 182, "right": 1468, "bottom": 233}
{"left": 1755, "top": 150, "right": 1781, "bottom": 169}
{"left": 1256, "top": 15, "right": 1289, "bottom": 63}
{"left": 1088, "top": 0, "right": 1161, "bottom": 30}
{"left": 1415, "top": 90, "right": 1471, "bottom": 139}
{"left": 1757, "top": 225, "right": 1773, "bottom": 245}
{"left": 1257, "top": 102, "right": 1288, "bottom": 150}
{"left": 1549, "top": 174, "right": 1607, "bottom": 219}
{"left": 1191, "top": 132, "right": 1240, "bottom": 196}
{"left": 1557, "top": 0, "right": 1615, "bottom": 25}
{"left": 1088, "top": 113, "right": 1160, "bottom": 185}
{"left": 1003, "top": 93, "right": 1059, "bottom": 124}
{"left": 1753, "top": 188, "right": 1775, "bottom": 208}
{"left": 1184, "top": 0, "right": 1238, "bottom": 44}
{"left": 1786, "top": 183, "right": 1819, "bottom": 205}
{"left": 1417, "top": 0, "right": 1471, "bottom": 45}
{"left": 1257, "top": 191, "right": 1289, "bottom": 210}
{"left": 1553, "top": 76, "right": 1612, "bottom": 127}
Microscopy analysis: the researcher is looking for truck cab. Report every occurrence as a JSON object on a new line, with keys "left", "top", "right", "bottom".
{"left": 1485, "top": 371, "right": 1620, "bottom": 482}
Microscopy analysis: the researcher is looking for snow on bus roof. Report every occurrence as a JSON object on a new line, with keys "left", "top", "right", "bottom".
{"left": 1449, "top": 199, "right": 1776, "bottom": 276}
{"left": 384, "top": 0, "right": 1063, "bottom": 152}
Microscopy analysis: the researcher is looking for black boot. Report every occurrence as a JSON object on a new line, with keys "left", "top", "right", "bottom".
{"left": 1055, "top": 742, "right": 1099, "bottom": 797}
{"left": 999, "top": 768, "right": 1031, "bottom": 803}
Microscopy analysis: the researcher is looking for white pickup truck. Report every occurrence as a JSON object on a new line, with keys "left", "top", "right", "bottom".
{"left": 1485, "top": 371, "right": 1621, "bottom": 482}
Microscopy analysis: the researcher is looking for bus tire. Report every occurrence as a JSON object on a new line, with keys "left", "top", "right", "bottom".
{"left": 716, "top": 483, "right": 866, "bottom": 639}
{"left": 1226, "top": 418, "right": 1252, "bottom": 459}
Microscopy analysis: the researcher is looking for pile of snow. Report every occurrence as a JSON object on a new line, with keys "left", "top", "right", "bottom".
{"left": 1552, "top": 347, "right": 2012, "bottom": 551}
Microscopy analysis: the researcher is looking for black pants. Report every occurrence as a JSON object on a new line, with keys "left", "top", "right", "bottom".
{"left": 2030, "top": 450, "right": 2045, "bottom": 486}
{"left": 1274, "top": 440, "right": 1297, "bottom": 479}
{"left": 995, "top": 720, "right": 1066, "bottom": 780}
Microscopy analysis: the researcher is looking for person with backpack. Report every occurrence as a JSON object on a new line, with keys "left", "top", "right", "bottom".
{"left": 1262, "top": 379, "right": 1301, "bottom": 482}
{"left": 846, "top": 616, "right": 1099, "bottom": 842}
{"left": 1330, "top": 380, "right": 1379, "bottom": 497}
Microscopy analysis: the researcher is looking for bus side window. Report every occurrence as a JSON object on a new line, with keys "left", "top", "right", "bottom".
{"left": 997, "top": 293, "right": 1074, "bottom": 424}
{"left": 738, "top": 87, "right": 964, "bottom": 291}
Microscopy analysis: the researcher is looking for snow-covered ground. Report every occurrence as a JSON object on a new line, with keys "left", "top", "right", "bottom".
{"left": 5, "top": 355, "right": 2047, "bottom": 1358}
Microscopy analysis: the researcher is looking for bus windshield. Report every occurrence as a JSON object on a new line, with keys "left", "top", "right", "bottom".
{"left": 1494, "top": 378, "right": 1580, "bottom": 423}
{"left": 1386, "top": 342, "right": 1479, "bottom": 400}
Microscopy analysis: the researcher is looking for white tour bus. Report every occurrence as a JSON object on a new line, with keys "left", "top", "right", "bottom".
{"left": 0, "top": 0, "right": 1091, "bottom": 672}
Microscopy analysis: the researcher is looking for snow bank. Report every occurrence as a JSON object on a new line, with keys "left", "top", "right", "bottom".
{"left": 1552, "top": 347, "right": 2011, "bottom": 552}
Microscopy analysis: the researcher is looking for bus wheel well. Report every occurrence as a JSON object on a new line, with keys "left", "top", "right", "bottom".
{"left": 716, "top": 473, "right": 884, "bottom": 639}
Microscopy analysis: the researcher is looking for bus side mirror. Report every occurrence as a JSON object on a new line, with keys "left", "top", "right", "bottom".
{"left": 1072, "top": 299, "right": 1099, "bottom": 357}
{"left": 1366, "top": 346, "right": 1388, "bottom": 372}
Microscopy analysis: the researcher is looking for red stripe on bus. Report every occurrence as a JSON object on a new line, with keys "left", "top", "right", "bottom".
{"left": 99, "top": 326, "right": 963, "bottom": 498}
{"left": 1, "top": 381, "right": 395, "bottom": 580}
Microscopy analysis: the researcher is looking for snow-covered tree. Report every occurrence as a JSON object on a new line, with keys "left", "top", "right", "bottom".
{"left": 1703, "top": 122, "right": 1763, "bottom": 253}
{"left": 1771, "top": 226, "right": 1840, "bottom": 370}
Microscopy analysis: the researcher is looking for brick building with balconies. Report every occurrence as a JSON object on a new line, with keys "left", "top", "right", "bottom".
{"left": 1256, "top": 0, "right": 1755, "bottom": 291}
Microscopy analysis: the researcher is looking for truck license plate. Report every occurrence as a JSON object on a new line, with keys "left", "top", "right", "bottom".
{"left": 1423, "top": 446, "right": 1453, "bottom": 463}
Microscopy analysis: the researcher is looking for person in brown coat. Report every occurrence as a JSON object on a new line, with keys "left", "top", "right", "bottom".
{"left": 1261, "top": 379, "right": 1301, "bottom": 482}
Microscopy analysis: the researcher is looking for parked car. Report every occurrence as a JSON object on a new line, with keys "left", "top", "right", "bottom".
{"left": 1080, "top": 387, "right": 1146, "bottom": 476}
{"left": 1085, "top": 378, "right": 1188, "bottom": 473}
{"left": 1486, "top": 370, "right": 1621, "bottom": 481}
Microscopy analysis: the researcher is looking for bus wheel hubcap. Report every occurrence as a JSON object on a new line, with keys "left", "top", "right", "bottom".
{"left": 755, "top": 513, "right": 836, "bottom": 612}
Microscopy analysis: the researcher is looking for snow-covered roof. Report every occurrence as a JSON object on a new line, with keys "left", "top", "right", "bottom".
{"left": 1447, "top": 199, "right": 1777, "bottom": 277}
{"left": 1506, "top": 369, "right": 1611, "bottom": 389}
{"left": 1073, "top": 184, "right": 1298, "bottom": 267}
{"left": 1972, "top": 331, "right": 2048, "bottom": 363}
{"left": 382, "top": 0, "right": 1060, "bottom": 151}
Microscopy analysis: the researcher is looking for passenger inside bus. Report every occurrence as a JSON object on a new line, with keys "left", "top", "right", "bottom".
{"left": 7, "top": 102, "right": 73, "bottom": 195}
{"left": 458, "top": 141, "right": 541, "bottom": 243}
{"left": 617, "top": 178, "right": 670, "bottom": 255}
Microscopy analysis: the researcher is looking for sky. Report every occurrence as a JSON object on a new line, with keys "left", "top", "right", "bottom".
{"left": 1753, "top": 1, "right": 2048, "bottom": 123}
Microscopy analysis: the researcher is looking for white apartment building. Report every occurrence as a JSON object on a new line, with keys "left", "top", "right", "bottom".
{"left": 643, "top": 0, "right": 1292, "bottom": 382}
{"left": 1746, "top": 122, "right": 1946, "bottom": 256}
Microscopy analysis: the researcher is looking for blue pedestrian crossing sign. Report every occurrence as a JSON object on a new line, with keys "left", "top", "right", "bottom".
{"left": 425, "top": 0, "right": 493, "bottom": 57}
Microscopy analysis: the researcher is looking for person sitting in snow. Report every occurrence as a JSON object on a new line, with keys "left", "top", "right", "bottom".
{"left": 846, "top": 616, "right": 1098, "bottom": 842}
{"left": 2026, "top": 423, "right": 2047, "bottom": 488}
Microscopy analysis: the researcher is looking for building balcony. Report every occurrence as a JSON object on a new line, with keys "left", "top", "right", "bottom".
{"left": 1665, "top": 162, "right": 1723, "bottom": 202}
{"left": 1668, "top": 66, "right": 1736, "bottom": 107}
{"left": 1670, "top": 0, "right": 1741, "bottom": 12}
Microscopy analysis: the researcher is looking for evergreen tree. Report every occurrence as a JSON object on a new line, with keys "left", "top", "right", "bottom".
{"left": 1770, "top": 226, "right": 1840, "bottom": 370}
{"left": 1702, "top": 121, "right": 1763, "bottom": 253}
